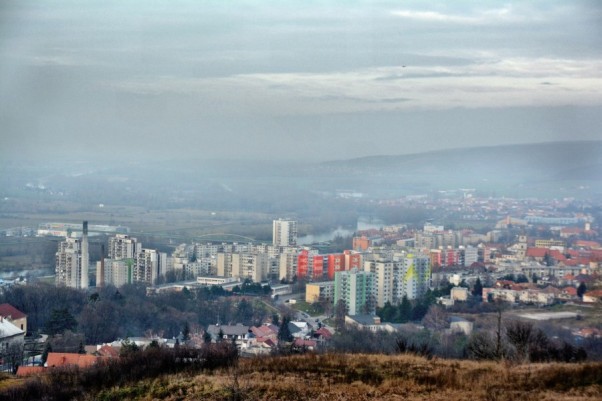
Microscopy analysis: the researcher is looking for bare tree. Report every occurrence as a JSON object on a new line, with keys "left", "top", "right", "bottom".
{"left": 505, "top": 320, "right": 533, "bottom": 363}
{"left": 422, "top": 305, "right": 448, "bottom": 331}
{"left": 466, "top": 332, "right": 496, "bottom": 360}
{"left": 334, "top": 299, "right": 348, "bottom": 332}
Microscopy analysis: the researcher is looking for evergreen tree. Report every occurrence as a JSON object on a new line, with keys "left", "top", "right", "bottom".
{"left": 45, "top": 308, "right": 78, "bottom": 335}
{"left": 278, "top": 316, "right": 293, "bottom": 343}
{"left": 472, "top": 278, "right": 483, "bottom": 298}
{"left": 396, "top": 296, "right": 412, "bottom": 323}
{"left": 182, "top": 321, "right": 191, "bottom": 341}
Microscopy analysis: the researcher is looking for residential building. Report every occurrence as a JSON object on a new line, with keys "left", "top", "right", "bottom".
{"left": 364, "top": 260, "right": 393, "bottom": 308}
{"left": 306, "top": 281, "right": 334, "bottom": 303}
{"left": 0, "top": 317, "right": 25, "bottom": 372}
{"left": 327, "top": 253, "right": 345, "bottom": 280}
{"left": 0, "top": 304, "right": 27, "bottom": 333}
{"left": 297, "top": 249, "right": 323, "bottom": 280}
{"left": 134, "top": 249, "right": 167, "bottom": 285}
{"left": 352, "top": 236, "right": 371, "bottom": 251}
{"left": 279, "top": 248, "right": 298, "bottom": 281}
{"left": 232, "top": 251, "right": 269, "bottom": 282}
{"left": 273, "top": 219, "right": 297, "bottom": 247}
{"left": 55, "top": 221, "right": 89, "bottom": 289}
{"left": 108, "top": 234, "right": 140, "bottom": 259}
{"left": 334, "top": 268, "right": 375, "bottom": 315}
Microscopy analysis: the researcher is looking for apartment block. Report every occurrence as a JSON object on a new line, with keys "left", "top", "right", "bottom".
{"left": 334, "top": 268, "right": 375, "bottom": 315}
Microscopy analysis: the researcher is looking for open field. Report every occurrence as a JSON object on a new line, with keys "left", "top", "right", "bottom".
{"left": 75, "top": 353, "right": 602, "bottom": 401}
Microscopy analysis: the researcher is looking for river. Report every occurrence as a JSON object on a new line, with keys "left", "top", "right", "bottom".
{"left": 297, "top": 217, "right": 384, "bottom": 245}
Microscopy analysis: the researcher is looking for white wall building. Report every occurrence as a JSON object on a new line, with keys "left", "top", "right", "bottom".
{"left": 273, "top": 219, "right": 297, "bottom": 247}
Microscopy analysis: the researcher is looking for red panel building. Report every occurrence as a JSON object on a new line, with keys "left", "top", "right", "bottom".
{"left": 344, "top": 250, "right": 362, "bottom": 270}
{"left": 297, "top": 250, "right": 324, "bottom": 280}
{"left": 327, "top": 254, "right": 345, "bottom": 280}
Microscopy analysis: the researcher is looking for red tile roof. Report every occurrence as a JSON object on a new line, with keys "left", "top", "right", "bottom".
{"left": 575, "top": 240, "right": 601, "bottom": 249}
{"left": 526, "top": 248, "right": 566, "bottom": 261}
{"left": 16, "top": 366, "right": 45, "bottom": 377}
{"left": 314, "top": 327, "right": 333, "bottom": 339}
{"left": 563, "top": 287, "right": 578, "bottom": 296}
{"left": 0, "top": 304, "right": 26, "bottom": 320}
{"left": 46, "top": 353, "right": 99, "bottom": 368}
{"left": 293, "top": 339, "right": 317, "bottom": 348}
{"left": 97, "top": 345, "right": 120, "bottom": 358}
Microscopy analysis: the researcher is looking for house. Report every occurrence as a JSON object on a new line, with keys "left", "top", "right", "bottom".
{"left": 206, "top": 324, "right": 250, "bottom": 342}
{"left": 345, "top": 315, "right": 397, "bottom": 333}
{"left": 450, "top": 287, "right": 469, "bottom": 302}
{"left": 518, "top": 289, "right": 555, "bottom": 305}
{"left": 0, "top": 317, "right": 25, "bottom": 361}
{"left": 582, "top": 290, "right": 602, "bottom": 303}
{"left": 250, "top": 324, "right": 278, "bottom": 342}
{"left": 0, "top": 304, "right": 27, "bottom": 333}
{"left": 96, "top": 344, "right": 120, "bottom": 358}
{"left": 288, "top": 321, "right": 311, "bottom": 339}
{"left": 313, "top": 327, "right": 333, "bottom": 341}
{"left": 293, "top": 338, "right": 317, "bottom": 351}
{"left": 16, "top": 366, "right": 45, "bottom": 377}
{"left": 482, "top": 287, "right": 517, "bottom": 303}
{"left": 45, "top": 352, "right": 101, "bottom": 368}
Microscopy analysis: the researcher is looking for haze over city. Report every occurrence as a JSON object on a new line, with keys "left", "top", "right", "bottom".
{"left": 1, "top": 0, "right": 602, "bottom": 162}
{"left": 1, "top": 2, "right": 602, "bottom": 400}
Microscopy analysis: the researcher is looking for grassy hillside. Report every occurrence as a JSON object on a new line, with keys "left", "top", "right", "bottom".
{"left": 5, "top": 353, "right": 597, "bottom": 401}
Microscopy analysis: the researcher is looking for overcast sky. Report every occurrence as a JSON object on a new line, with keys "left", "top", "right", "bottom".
{"left": 1, "top": 1, "right": 601, "bottom": 162}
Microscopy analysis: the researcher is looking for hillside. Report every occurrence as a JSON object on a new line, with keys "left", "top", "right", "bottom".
{"left": 316, "top": 140, "right": 602, "bottom": 197}
{"left": 5, "top": 353, "right": 599, "bottom": 401}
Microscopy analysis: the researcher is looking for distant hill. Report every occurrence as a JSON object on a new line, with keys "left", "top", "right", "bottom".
{"left": 314, "top": 140, "right": 602, "bottom": 197}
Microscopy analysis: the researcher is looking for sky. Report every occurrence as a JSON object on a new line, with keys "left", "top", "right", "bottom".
{"left": 1, "top": 0, "right": 601, "bottom": 162}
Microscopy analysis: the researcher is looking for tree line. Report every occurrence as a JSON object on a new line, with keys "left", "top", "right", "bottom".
{"left": 0, "top": 283, "right": 272, "bottom": 346}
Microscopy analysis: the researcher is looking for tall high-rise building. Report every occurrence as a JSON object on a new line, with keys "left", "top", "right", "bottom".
{"left": 334, "top": 268, "right": 375, "bottom": 315}
{"left": 393, "top": 253, "right": 431, "bottom": 301}
{"left": 272, "top": 219, "right": 297, "bottom": 247}
{"left": 297, "top": 249, "right": 323, "bottom": 280}
{"left": 364, "top": 260, "right": 393, "bottom": 308}
{"left": 55, "top": 221, "right": 89, "bottom": 289}
{"left": 108, "top": 234, "right": 140, "bottom": 260}
{"left": 134, "top": 249, "right": 167, "bottom": 285}
{"left": 278, "top": 248, "right": 298, "bottom": 281}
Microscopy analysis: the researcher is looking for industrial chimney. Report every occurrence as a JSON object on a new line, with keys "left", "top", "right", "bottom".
{"left": 97, "top": 244, "right": 105, "bottom": 288}
{"left": 81, "top": 221, "right": 89, "bottom": 289}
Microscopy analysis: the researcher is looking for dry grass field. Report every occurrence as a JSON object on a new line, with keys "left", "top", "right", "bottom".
{"left": 85, "top": 353, "right": 601, "bottom": 401}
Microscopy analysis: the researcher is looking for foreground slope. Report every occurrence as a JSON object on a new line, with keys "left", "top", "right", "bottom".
{"left": 85, "top": 353, "right": 601, "bottom": 401}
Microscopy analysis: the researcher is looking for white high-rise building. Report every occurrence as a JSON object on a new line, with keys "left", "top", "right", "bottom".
{"left": 278, "top": 247, "right": 299, "bottom": 281}
{"left": 108, "top": 234, "right": 140, "bottom": 260}
{"left": 273, "top": 219, "right": 297, "bottom": 247}
{"left": 364, "top": 260, "right": 393, "bottom": 308}
{"left": 232, "top": 251, "right": 269, "bottom": 282}
{"left": 55, "top": 221, "right": 89, "bottom": 289}
{"left": 393, "top": 253, "right": 431, "bottom": 301}
{"left": 134, "top": 249, "right": 167, "bottom": 285}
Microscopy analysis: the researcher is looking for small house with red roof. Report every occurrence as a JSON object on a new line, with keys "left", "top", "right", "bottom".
{"left": 582, "top": 290, "right": 602, "bottom": 303}
{"left": 16, "top": 366, "right": 45, "bottom": 377}
{"left": 0, "top": 304, "right": 27, "bottom": 333}
{"left": 46, "top": 352, "right": 102, "bottom": 369}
